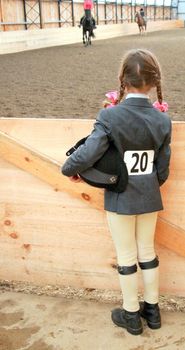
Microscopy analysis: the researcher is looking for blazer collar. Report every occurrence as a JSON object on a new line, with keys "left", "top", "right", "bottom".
{"left": 121, "top": 97, "right": 153, "bottom": 108}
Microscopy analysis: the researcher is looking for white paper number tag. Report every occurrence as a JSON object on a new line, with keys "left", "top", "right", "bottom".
{"left": 124, "top": 150, "right": 154, "bottom": 175}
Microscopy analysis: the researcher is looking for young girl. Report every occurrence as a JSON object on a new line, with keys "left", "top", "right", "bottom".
{"left": 62, "top": 49, "right": 171, "bottom": 336}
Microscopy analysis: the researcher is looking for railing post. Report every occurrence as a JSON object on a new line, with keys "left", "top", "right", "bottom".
{"left": 163, "top": 0, "right": 165, "bottom": 19}
{"left": 115, "top": 0, "right": 118, "bottom": 23}
{"left": 154, "top": 0, "right": 156, "bottom": 20}
{"left": 71, "top": 0, "right": 75, "bottom": 26}
{"left": 23, "top": 0, "right": 28, "bottom": 30}
{"left": 131, "top": 0, "right": 133, "bottom": 22}
{"left": 96, "top": 0, "right": 99, "bottom": 25}
{"left": 58, "top": 0, "right": 62, "bottom": 27}
{"left": 145, "top": 0, "right": 148, "bottom": 19}
{"left": 38, "top": 0, "right": 43, "bottom": 28}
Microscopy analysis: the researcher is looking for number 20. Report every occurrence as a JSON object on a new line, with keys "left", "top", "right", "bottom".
{"left": 131, "top": 152, "right": 148, "bottom": 173}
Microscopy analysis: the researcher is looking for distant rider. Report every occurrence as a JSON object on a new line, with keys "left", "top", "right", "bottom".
{"left": 140, "top": 7, "right": 146, "bottom": 21}
{"left": 79, "top": 0, "right": 97, "bottom": 32}
{"left": 140, "top": 8, "right": 145, "bottom": 17}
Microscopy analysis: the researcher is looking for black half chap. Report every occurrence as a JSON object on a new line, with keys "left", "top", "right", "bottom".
{"left": 138, "top": 256, "right": 159, "bottom": 270}
{"left": 117, "top": 257, "right": 159, "bottom": 276}
{"left": 118, "top": 264, "right": 137, "bottom": 275}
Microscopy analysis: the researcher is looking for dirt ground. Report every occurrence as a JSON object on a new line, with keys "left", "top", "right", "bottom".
{"left": 1, "top": 291, "right": 185, "bottom": 350}
{"left": 0, "top": 28, "right": 185, "bottom": 121}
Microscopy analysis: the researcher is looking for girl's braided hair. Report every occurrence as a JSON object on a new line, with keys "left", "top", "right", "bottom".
{"left": 117, "top": 49, "right": 163, "bottom": 104}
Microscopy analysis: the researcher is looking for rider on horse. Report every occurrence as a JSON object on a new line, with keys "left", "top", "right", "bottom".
{"left": 135, "top": 7, "right": 147, "bottom": 33}
{"left": 139, "top": 8, "right": 146, "bottom": 22}
{"left": 79, "top": 0, "right": 96, "bottom": 36}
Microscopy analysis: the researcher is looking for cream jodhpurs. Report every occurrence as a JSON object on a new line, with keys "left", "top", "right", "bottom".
{"left": 107, "top": 211, "right": 159, "bottom": 312}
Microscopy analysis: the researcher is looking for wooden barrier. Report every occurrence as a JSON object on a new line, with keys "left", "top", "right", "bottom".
{"left": 0, "top": 20, "right": 183, "bottom": 55}
{"left": 0, "top": 0, "right": 172, "bottom": 32}
{"left": 0, "top": 118, "right": 185, "bottom": 296}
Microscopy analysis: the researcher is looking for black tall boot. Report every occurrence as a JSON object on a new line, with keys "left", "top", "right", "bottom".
{"left": 111, "top": 308, "right": 143, "bottom": 335}
{"left": 140, "top": 301, "right": 161, "bottom": 329}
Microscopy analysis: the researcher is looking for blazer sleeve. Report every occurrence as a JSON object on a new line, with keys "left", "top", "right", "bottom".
{"left": 155, "top": 118, "right": 172, "bottom": 186}
{"left": 61, "top": 109, "right": 111, "bottom": 177}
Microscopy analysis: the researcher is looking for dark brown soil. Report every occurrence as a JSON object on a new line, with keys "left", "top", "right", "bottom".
{"left": 0, "top": 28, "right": 185, "bottom": 121}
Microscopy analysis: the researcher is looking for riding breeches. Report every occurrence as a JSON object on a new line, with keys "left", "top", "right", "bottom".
{"left": 106, "top": 211, "right": 159, "bottom": 312}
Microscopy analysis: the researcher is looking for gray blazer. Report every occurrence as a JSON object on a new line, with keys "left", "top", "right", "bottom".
{"left": 62, "top": 98, "right": 171, "bottom": 215}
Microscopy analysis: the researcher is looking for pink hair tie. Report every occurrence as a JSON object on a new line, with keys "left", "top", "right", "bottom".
{"left": 153, "top": 101, "right": 168, "bottom": 113}
{"left": 103, "top": 90, "right": 118, "bottom": 108}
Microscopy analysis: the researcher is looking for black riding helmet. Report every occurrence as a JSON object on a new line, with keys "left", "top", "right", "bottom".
{"left": 66, "top": 136, "right": 128, "bottom": 193}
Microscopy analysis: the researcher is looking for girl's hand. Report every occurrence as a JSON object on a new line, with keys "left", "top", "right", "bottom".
{"left": 69, "top": 175, "right": 83, "bottom": 183}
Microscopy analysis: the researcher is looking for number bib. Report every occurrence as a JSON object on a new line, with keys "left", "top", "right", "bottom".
{"left": 124, "top": 150, "right": 154, "bottom": 175}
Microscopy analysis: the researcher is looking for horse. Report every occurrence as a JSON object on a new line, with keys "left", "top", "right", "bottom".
{"left": 82, "top": 16, "right": 94, "bottom": 46}
{"left": 135, "top": 12, "right": 147, "bottom": 34}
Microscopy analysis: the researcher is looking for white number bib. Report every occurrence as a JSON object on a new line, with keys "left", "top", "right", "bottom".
{"left": 124, "top": 150, "right": 154, "bottom": 175}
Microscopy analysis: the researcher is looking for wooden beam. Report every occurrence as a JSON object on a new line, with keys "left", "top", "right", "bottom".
{"left": 0, "top": 130, "right": 185, "bottom": 258}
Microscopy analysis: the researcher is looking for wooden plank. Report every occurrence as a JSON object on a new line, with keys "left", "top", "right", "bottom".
{"left": 42, "top": 0, "right": 59, "bottom": 29}
{"left": 0, "top": 0, "right": 25, "bottom": 31}
{"left": 0, "top": 123, "right": 185, "bottom": 258}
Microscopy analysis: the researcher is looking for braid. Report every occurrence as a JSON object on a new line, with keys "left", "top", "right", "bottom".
{"left": 118, "top": 81, "right": 126, "bottom": 103}
{"left": 156, "top": 80, "right": 163, "bottom": 104}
